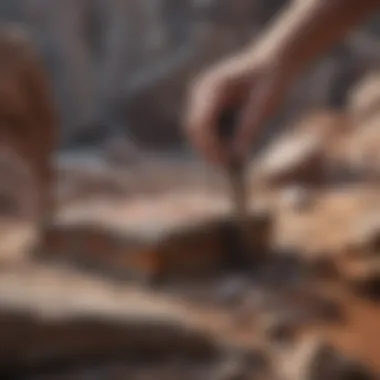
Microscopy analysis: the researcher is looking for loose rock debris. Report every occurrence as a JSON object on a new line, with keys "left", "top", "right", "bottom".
{"left": 0, "top": 182, "right": 378, "bottom": 380}
{"left": 2, "top": 35, "right": 380, "bottom": 378}
{"left": 2, "top": 147, "right": 380, "bottom": 380}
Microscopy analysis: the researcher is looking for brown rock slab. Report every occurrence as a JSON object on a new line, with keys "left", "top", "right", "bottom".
{"left": 339, "top": 256, "right": 380, "bottom": 300}
{"left": 37, "top": 193, "right": 274, "bottom": 283}
{"left": 0, "top": 264, "right": 222, "bottom": 376}
{"left": 348, "top": 71, "right": 380, "bottom": 125}
{"left": 308, "top": 343, "right": 374, "bottom": 380}
{"left": 212, "top": 348, "right": 270, "bottom": 380}
{"left": 349, "top": 212, "right": 380, "bottom": 255}
{"left": 341, "top": 117, "right": 380, "bottom": 179}
{"left": 56, "top": 153, "right": 223, "bottom": 205}
{"left": 275, "top": 337, "right": 375, "bottom": 380}
{"left": 0, "top": 219, "right": 38, "bottom": 265}
{"left": 273, "top": 186, "right": 380, "bottom": 262}
{"left": 278, "top": 186, "right": 315, "bottom": 213}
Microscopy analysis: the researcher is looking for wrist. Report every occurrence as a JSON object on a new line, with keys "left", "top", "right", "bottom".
{"left": 241, "top": 43, "right": 301, "bottom": 84}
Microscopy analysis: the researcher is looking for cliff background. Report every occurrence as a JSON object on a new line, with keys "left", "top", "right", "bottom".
{"left": 1, "top": 2, "right": 380, "bottom": 379}
{"left": 1, "top": 0, "right": 380, "bottom": 152}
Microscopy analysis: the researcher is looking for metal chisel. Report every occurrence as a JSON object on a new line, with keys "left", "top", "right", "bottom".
{"left": 218, "top": 110, "right": 251, "bottom": 268}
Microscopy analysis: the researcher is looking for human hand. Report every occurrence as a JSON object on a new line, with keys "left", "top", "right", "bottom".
{"left": 184, "top": 51, "right": 293, "bottom": 167}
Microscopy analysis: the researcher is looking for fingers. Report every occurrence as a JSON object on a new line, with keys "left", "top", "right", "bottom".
{"left": 185, "top": 79, "right": 229, "bottom": 166}
{"left": 184, "top": 65, "right": 285, "bottom": 167}
{"left": 233, "top": 76, "right": 283, "bottom": 160}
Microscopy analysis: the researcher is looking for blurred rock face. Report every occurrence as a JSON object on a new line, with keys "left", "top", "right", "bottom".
{"left": 0, "top": 23, "right": 56, "bottom": 229}
{"left": 0, "top": 145, "right": 40, "bottom": 264}
{"left": 1, "top": 3, "right": 380, "bottom": 380}
{"left": 4, "top": 0, "right": 376, "bottom": 149}
{"left": 0, "top": 146, "right": 36, "bottom": 219}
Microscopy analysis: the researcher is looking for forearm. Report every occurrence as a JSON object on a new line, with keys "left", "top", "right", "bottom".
{"left": 249, "top": 0, "right": 380, "bottom": 76}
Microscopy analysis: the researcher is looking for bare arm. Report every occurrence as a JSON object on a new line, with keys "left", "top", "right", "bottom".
{"left": 185, "top": 0, "right": 380, "bottom": 165}
{"left": 249, "top": 0, "right": 380, "bottom": 77}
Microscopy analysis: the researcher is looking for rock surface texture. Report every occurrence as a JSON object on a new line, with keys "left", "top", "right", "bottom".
{"left": 1, "top": 9, "right": 380, "bottom": 380}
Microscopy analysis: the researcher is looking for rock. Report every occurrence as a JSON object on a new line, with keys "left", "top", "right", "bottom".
{"left": 37, "top": 220, "right": 157, "bottom": 283}
{"left": 56, "top": 153, "right": 223, "bottom": 204}
{"left": 267, "top": 287, "right": 343, "bottom": 325}
{"left": 218, "top": 209, "right": 274, "bottom": 272}
{"left": 274, "top": 335, "right": 323, "bottom": 380}
{"left": 250, "top": 110, "right": 354, "bottom": 188}
{"left": 349, "top": 213, "right": 380, "bottom": 255}
{"left": 340, "top": 256, "right": 380, "bottom": 300}
{"left": 299, "top": 110, "right": 351, "bottom": 140}
{"left": 213, "top": 356, "right": 249, "bottom": 380}
{"left": 342, "top": 117, "right": 380, "bottom": 179}
{"left": 348, "top": 71, "right": 380, "bottom": 125}
{"left": 308, "top": 342, "right": 375, "bottom": 380}
{"left": 275, "top": 338, "right": 375, "bottom": 380}
{"left": 245, "top": 207, "right": 274, "bottom": 255}
{"left": 279, "top": 186, "right": 315, "bottom": 212}
{"left": 308, "top": 255, "right": 339, "bottom": 279}
{"left": 103, "top": 133, "right": 146, "bottom": 166}
{"left": 263, "top": 294, "right": 342, "bottom": 348}
{"left": 56, "top": 155, "right": 134, "bottom": 203}
{"left": 251, "top": 130, "right": 325, "bottom": 187}
{"left": 259, "top": 251, "right": 308, "bottom": 288}
{"left": 312, "top": 296, "right": 344, "bottom": 323}
{"left": 0, "top": 219, "right": 39, "bottom": 265}
{"left": 213, "top": 347, "right": 269, "bottom": 380}
{"left": 0, "top": 146, "right": 39, "bottom": 220}
{"left": 215, "top": 276, "right": 252, "bottom": 306}
{"left": 150, "top": 211, "right": 272, "bottom": 283}
{"left": 0, "top": 264, "right": 220, "bottom": 377}
{"left": 149, "top": 217, "right": 230, "bottom": 283}
{"left": 264, "top": 313, "right": 299, "bottom": 346}
{"left": 38, "top": 189, "right": 274, "bottom": 283}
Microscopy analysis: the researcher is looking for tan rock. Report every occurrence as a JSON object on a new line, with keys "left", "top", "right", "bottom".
{"left": 341, "top": 116, "right": 380, "bottom": 179}
{"left": 274, "top": 337, "right": 374, "bottom": 380}
{"left": 349, "top": 212, "right": 380, "bottom": 254}
{"left": 249, "top": 111, "right": 348, "bottom": 188}
{"left": 348, "top": 71, "right": 380, "bottom": 125}
{"left": 38, "top": 206, "right": 273, "bottom": 283}
{"left": 251, "top": 130, "right": 325, "bottom": 187}
{"left": 0, "top": 264, "right": 220, "bottom": 376}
